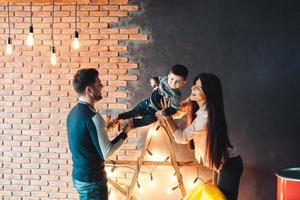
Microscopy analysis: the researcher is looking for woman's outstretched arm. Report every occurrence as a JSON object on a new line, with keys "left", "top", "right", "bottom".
{"left": 164, "top": 116, "right": 188, "bottom": 144}
{"left": 164, "top": 116, "right": 178, "bottom": 133}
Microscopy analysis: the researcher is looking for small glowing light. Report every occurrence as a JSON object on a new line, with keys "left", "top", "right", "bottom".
{"left": 26, "top": 33, "right": 34, "bottom": 47}
{"left": 166, "top": 187, "right": 173, "bottom": 194}
{"left": 149, "top": 174, "right": 155, "bottom": 187}
{"left": 138, "top": 187, "right": 144, "bottom": 194}
{"left": 107, "top": 166, "right": 117, "bottom": 178}
{"left": 50, "top": 46, "right": 57, "bottom": 65}
{"left": 188, "top": 182, "right": 196, "bottom": 189}
{"left": 72, "top": 31, "right": 81, "bottom": 50}
{"left": 188, "top": 177, "right": 199, "bottom": 189}
{"left": 164, "top": 156, "right": 170, "bottom": 161}
{"left": 149, "top": 180, "right": 155, "bottom": 187}
{"left": 137, "top": 181, "right": 144, "bottom": 193}
{"left": 6, "top": 44, "right": 13, "bottom": 55}
{"left": 170, "top": 173, "right": 177, "bottom": 181}
{"left": 26, "top": 26, "right": 34, "bottom": 46}
{"left": 151, "top": 152, "right": 165, "bottom": 161}
{"left": 149, "top": 128, "right": 158, "bottom": 136}
{"left": 166, "top": 185, "right": 179, "bottom": 194}
{"left": 155, "top": 125, "right": 161, "bottom": 131}
{"left": 147, "top": 150, "right": 153, "bottom": 156}
{"left": 6, "top": 38, "right": 13, "bottom": 55}
{"left": 107, "top": 171, "right": 116, "bottom": 177}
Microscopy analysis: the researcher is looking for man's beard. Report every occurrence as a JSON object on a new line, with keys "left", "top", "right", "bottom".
{"left": 91, "top": 91, "right": 102, "bottom": 101}
{"left": 94, "top": 93, "right": 102, "bottom": 101}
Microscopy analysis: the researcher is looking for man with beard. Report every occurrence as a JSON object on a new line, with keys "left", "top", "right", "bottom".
{"left": 67, "top": 68, "right": 132, "bottom": 200}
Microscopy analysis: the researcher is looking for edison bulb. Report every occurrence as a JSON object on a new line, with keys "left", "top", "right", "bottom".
{"left": 72, "top": 31, "right": 81, "bottom": 50}
{"left": 6, "top": 38, "right": 13, "bottom": 55}
{"left": 6, "top": 43, "right": 13, "bottom": 55}
{"left": 26, "top": 26, "right": 34, "bottom": 46}
{"left": 26, "top": 33, "right": 34, "bottom": 46}
{"left": 50, "top": 52, "right": 57, "bottom": 65}
{"left": 50, "top": 46, "right": 57, "bottom": 65}
{"left": 72, "top": 38, "right": 81, "bottom": 50}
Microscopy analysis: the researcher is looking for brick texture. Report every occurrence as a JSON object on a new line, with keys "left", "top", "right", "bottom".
{"left": 0, "top": 2, "right": 148, "bottom": 199}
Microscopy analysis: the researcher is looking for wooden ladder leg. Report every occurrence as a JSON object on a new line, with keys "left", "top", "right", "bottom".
{"left": 126, "top": 124, "right": 156, "bottom": 200}
{"left": 159, "top": 118, "right": 186, "bottom": 197}
{"left": 108, "top": 177, "right": 137, "bottom": 200}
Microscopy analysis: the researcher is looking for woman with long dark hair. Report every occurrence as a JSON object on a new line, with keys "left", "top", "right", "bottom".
{"left": 165, "top": 73, "right": 243, "bottom": 200}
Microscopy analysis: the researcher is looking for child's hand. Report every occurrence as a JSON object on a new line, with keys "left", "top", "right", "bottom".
{"left": 122, "top": 119, "right": 134, "bottom": 134}
{"left": 106, "top": 115, "right": 120, "bottom": 132}
{"left": 155, "top": 110, "right": 164, "bottom": 118}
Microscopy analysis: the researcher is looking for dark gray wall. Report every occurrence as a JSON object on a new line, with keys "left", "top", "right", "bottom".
{"left": 124, "top": 0, "right": 300, "bottom": 199}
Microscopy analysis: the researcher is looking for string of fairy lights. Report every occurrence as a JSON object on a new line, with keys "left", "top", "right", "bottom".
{"left": 106, "top": 126, "right": 205, "bottom": 198}
{"left": 4, "top": 1, "right": 81, "bottom": 65}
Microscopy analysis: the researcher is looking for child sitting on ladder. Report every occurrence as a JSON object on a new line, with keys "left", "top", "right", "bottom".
{"left": 115, "top": 64, "right": 189, "bottom": 128}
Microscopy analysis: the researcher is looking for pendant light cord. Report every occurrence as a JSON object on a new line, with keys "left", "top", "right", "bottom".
{"left": 30, "top": 2, "right": 33, "bottom": 26}
{"left": 51, "top": 2, "right": 54, "bottom": 47}
{"left": 75, "top": 1, "right": 78, "bottom": 31}
{"left": 7, "top": 2, "right": 10, "bottom": 38}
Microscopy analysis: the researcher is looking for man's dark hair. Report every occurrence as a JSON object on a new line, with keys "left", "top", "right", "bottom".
{"left": 170, "top": 64, "right": 189, "bottom": 80}
{"left": 73, "top": 68, "right": 99, "bottom": 94}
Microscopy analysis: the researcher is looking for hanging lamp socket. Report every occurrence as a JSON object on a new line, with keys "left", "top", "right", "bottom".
{"left": 51, "top": 46, "right": 56, "bottom": 53}
{"left": 29, "top": 25, "right": 34, "bottom": 33}
{"left": 74, "top": 31, "right": 79, "bottom": 38}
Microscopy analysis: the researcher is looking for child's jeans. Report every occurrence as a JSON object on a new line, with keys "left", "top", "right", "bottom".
{"left": 118, "top": 98, "right": 157, "bottom": 127}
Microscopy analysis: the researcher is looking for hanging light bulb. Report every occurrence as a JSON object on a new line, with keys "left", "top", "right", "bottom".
{"left": 26, "top": 3, "right": 34, "bottom": 47}
{"left": 72, "top": 1, "right": 80, "bottom": 50}
{"left": 50, "top": 2, "right": 57, "bottom": 65}
{"left": 6, "top": 3, "right": 13, "bottom": 55}
{"left": 50, "top": 46, "right": 57, "bottom": 65}
{"left": 72, "top": 31, "right": 81, "bottom": 50}
{"left": 6, "top": 37, "right": 13, "bottom": 55}
{"left": 26, "top": 25, "right": 34, "bottom": 46}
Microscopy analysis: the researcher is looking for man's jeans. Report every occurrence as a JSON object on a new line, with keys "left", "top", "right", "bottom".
{"left": 73, "top": 178, "right": 108, "bottom": 200}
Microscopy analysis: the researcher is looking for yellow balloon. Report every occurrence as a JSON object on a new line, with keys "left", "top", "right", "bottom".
{"left": 184, "top": 183, "right": 227, "bottom": 200}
